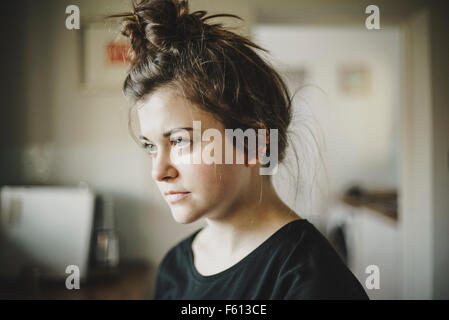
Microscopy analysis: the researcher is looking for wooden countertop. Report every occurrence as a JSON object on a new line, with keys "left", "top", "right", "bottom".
{"left": 342, "top": 189, "right": 398, "bottom": 222}
{"left": 0, "top": 260, "right": 154, "bottom": 300}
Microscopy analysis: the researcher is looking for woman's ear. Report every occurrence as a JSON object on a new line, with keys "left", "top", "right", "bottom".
{"left": 246, "top": 151, "right": 258, "bottom": 168}
{"left": 246, "top": 140, "right": 268, "bottom": 168}
{"left": 246, "top": 122, "right": 269, "bottom": 168}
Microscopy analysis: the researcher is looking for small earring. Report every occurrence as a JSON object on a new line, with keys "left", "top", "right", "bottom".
{"left": 258, "top": 178, "right": 263, "bottom": 205}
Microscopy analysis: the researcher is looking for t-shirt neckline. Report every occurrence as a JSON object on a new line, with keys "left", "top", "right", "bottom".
{"left": 187, "top": 218, "right": 309, "bottom": 282}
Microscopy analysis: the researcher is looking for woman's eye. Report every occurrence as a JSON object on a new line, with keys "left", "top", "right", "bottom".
{"left": 171, "top": 137, "right": 190, "bottom": 148}
{"left": 144, "top": 143, "right": 157, "bottom": 155}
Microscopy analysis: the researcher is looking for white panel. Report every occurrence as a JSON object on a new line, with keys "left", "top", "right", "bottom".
{"left": 0, "top": 186, "right": 95, "bottom": 280}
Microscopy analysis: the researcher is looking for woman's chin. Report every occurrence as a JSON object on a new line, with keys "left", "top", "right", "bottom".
{"left": 170, "top": 208, "right": 201, "bottom": 224}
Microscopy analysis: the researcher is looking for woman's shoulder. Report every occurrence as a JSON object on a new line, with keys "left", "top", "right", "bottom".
{"left": 272, "top": 219, "right": 351, "bottom": 276}
{"left": 270, "top": 219, "right": 369, "bottom": 299}
{"left": 263, "top": 218, "right": 324, "bottom": 254}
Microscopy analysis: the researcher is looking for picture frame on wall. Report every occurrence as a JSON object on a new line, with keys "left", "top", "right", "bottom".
{"left": 81, "top": 22, "right": 131, "bottom": 91}
{"left": 338, "top": 64, "right": 372, "bottom": 96}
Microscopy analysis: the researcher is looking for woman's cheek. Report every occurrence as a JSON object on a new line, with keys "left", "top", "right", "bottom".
{"left": 195, "top": 163, "right": 233, "bottom": 195}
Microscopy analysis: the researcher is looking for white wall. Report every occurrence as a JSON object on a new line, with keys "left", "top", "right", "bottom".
{"left": 252, "top": 25, "right": 401, "bottom": 214}
{"left": 400, "top": 9, "right": 433, "bottom": 299}
{"left": 400, "top": 5, "right": 449, "bottom": 299}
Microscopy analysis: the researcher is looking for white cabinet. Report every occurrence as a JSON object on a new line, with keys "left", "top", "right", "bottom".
{"left": 342, "top": 204, "right": 402, "bottom": 299}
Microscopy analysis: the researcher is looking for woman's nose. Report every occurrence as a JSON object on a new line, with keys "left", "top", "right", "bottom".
{"left": 151, "top": 152, "right": 178, "bottom": 181}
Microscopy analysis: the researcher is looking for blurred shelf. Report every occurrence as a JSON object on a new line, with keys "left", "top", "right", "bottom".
{"left": 342, "top": 187, "right": 398, "bottom": 222}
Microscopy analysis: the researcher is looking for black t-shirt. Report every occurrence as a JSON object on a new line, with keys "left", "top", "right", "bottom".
{"left": 154, "top": 219, "right": 369, "bottom": 299}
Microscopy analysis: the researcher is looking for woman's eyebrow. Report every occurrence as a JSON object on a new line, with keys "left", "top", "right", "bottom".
{"left": 162, "top": 127, "right": 193, "bottom": 137}
{"left": 139, "top": 135, "right": 150, "bottom": 142}
{"left": 139, "top": 127, "right": 193, "bottom": 141}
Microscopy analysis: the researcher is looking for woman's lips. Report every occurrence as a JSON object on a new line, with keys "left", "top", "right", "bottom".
{"left": 165, "top": 192, "right": 190, "bottom": 203}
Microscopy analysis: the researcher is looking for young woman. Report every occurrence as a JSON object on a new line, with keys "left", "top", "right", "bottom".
{"left": 113, "top": 0, "right": 368, "bottom": 299}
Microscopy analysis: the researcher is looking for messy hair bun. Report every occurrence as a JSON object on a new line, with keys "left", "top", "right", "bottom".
{"left": 121, "top": 0, "right": 203, "bottom": 57}
{"left": 112, "top": 0, "right": 294, "bottom": 166}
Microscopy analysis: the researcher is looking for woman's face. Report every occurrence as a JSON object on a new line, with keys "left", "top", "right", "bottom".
{"left": 137, "top": 86, "right": 252, "bottom": 224}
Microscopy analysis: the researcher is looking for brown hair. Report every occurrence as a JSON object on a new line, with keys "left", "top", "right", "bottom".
{"left": 110, "top": 0, "right": 293, "bottom": 166}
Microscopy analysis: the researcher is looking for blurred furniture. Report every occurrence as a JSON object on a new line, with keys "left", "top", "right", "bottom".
{"left": 0, "top": 185, "right": 95, "bottom": 280}
{"left": 0, "top": 260, "right": 153, "bottom": 300}
{"left": 342, "top": 186, "right": 398, "bottom": 221}
{"left": 345, "top": 204, "right": 402, "bottom": 299}
{"left": 326, "top": 186, "right": 401, "bottom": 299}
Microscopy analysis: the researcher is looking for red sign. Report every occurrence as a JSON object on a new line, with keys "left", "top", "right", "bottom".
{"left": 107, "top": 42, "right": 131, "bottom": 64}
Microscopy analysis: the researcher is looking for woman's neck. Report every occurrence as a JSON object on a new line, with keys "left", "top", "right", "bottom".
{"left": 200, "top": 175, "right": 301, "bottom": 257}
